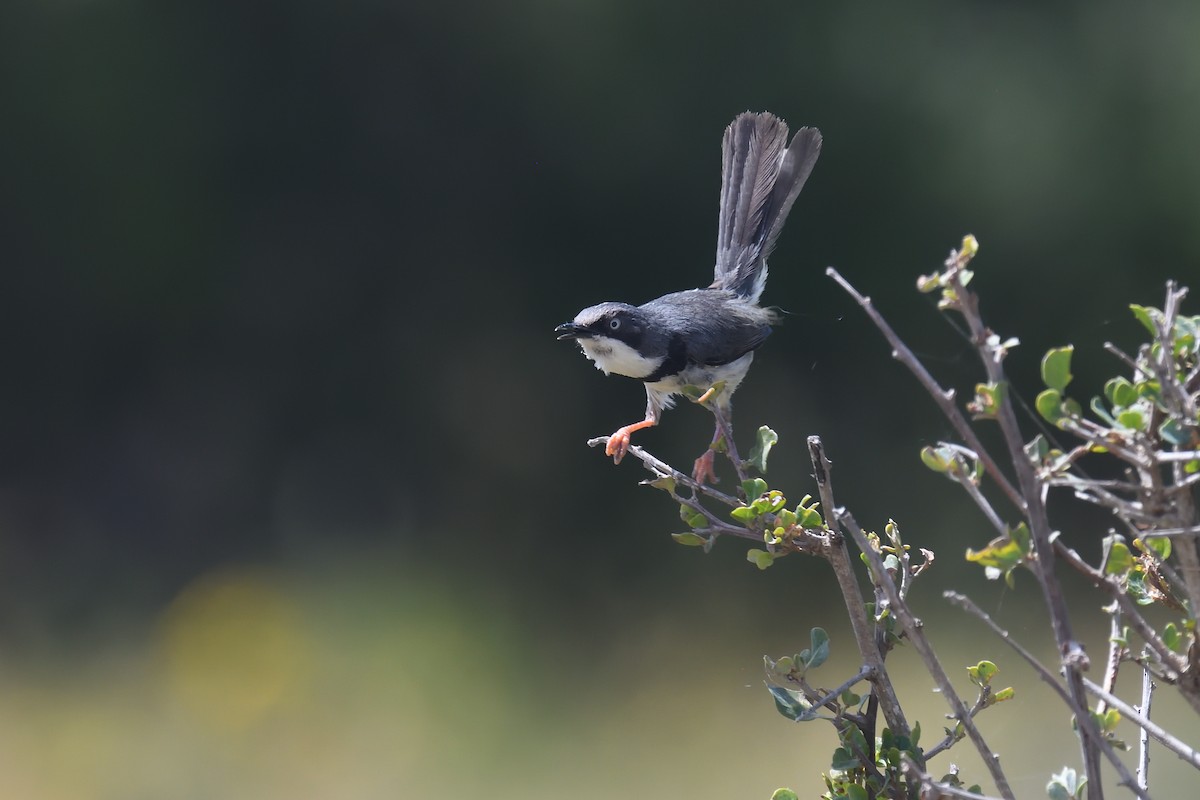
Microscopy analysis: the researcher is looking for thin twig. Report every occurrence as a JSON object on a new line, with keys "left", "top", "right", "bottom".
{"left": 1081, "top": 677, "right": 1199, "bottom": 772}
{"left": 808, "top": 437, "right": 911, "bottom": 741}
{"left": 827, "top": 267, "right": 1025, "bottom": 513}
{"left": 900, "top": 756, "right": 1004, "bottom": 800}
{"left": 945, "top": 591, "right": 1153, "bottom": 799}
{"left": 587, "top": 437, "right": 740, "bottom": 507}
{"left": 790, "top": 665, "right": 875, "bottom": 722}
{"left": 1138, "top": 668, "right": 1154, "bottom": 790}
{"left": 838, "top": 509, "right": 1015, "bottom": 800}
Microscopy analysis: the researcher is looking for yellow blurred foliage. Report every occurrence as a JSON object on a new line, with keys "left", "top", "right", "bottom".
{"left": 158, "top": 566, "right": 311, "bottom": 731}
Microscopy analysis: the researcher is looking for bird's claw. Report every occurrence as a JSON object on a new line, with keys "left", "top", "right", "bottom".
{"left": 692, "top": 449, "right": 718, "bottom": 485}
{"left": 606, "top": 430, "right": 633, "bottom": 463}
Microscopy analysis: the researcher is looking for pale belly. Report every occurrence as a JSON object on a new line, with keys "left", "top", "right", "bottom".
{"left": 644, "top": 351, "right": 754, "bottom": 417}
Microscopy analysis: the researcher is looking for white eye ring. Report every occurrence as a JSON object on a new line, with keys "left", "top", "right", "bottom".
{"left": 609, "top": 318, "right": 621, "bottom": 330}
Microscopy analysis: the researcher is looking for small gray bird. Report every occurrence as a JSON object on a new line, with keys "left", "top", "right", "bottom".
{"left": 555, "top": 111, "right": 821, "bottom": 482}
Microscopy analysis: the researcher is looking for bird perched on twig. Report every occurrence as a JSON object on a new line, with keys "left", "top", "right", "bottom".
{"left": 555, "top": 111, "right": 822, "bottom": 483}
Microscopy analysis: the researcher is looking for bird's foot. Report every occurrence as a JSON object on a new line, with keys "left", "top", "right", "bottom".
{"left": 692, "top": 449, "right": 718, "bottom": 485}
{"left": 605, "top": 419, "right": 656, "bottom": 464}
{"left": 606, "top": 429, "right": 633, "bottom": 463}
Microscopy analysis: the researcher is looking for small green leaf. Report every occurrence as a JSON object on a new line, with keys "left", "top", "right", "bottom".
{"left": 1104, "top": 377, "right": 1137, "bottom": 408}
{"left": 1129, "top": 304, "right": 1160, "bottom": 336}
{"left": 1010, "top": 522, "right": 1031, "bottom": 555}
{"left": 1163, "top": 622, "right": 1182, "bottom": 652}
{"left": 770, "top": 790, "right": 799, "bottom": 800}
{"left": 747, "top": 426, "right": 779, "bottom": 474}
{"left": 804, "top": 627, "right": 830, "bottom": 669}
{"left": 731, "top": 506, "right": 757, "bottom": 523}
{"left": 1089, "top": 396, "right": 1117, "bottom": 426}
{"left": 671, "top": 532, "right": 708, "bottom": 547}
{"left": 747, "top": 549, "right": 775, "bottom": 570}
{"left": 1136, "top": 535, "right": 1171, "bottom": 561}
{"left": 840, "top": 689, "right": 861, "bottom": 706}
{"left": 1104, "top": 541, "right": 1134, "bottom": 576}
{"left": 643, "top": 475, "right": 676, "bottom": 493}
{"left": 830, "top": 747, "right": 858, "bottom": 771}
{"left": 994, "top": 686, "right": 1015, "bottom": 702}
{"left": 968, "top": 660, "right": 998, "bottom": 686}
{"left": 1159, "top": 418, "right": 1189, "bottom": 446}
{"left": 742, "top": 477, "right": 769, "bottom": 499}
{"left": 768, "top": 685, "right": 806, "bottom": 721}
{"left": 844, "top": 785, "right": 868, "bottom": 800}
{"left": 1041, "top": 346, "right": 1074, "bottom": 392}
{"left": 1116, "top": 408, "right": 1146, "bottom": 431}
{"left": 921, "top": 445, "right": 952, "bottom": 473}
{"left": 1036, "top": 389, "right": 1066, "bottom": 423}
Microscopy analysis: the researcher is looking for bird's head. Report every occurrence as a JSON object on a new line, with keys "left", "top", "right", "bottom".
{"left": 554, "top": 302, "right": 660, "bottom": 379}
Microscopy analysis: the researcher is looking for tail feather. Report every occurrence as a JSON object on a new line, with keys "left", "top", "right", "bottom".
{"left": 712, "top": 112, "right": 822, "bottom": 302}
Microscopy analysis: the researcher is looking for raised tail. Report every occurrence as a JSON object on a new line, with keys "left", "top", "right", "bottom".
{"left": 712, "top": 112, "right": 822, "bottom": 302}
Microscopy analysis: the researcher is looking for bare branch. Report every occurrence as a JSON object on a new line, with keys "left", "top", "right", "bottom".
{"left": 837, "top": 509, "right": 1015, "bottom": 800}
{"left": 901, "top": 756, "right": 1004, "bottom": 800}
{"left": 945, "top": 592, "right": 1152, "bottom": 799}
{"left": 827, "top": 266, "right": 1025, "bottom": 513}
{"left": 1081, "top": 676, "right": 1200, "bottom": 772}
{"left": 808, "top": 437, "right": 911, "bottom": 741}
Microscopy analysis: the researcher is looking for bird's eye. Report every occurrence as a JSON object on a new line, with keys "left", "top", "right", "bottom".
{"left": 609, "top": 318, "right": 621, "bottom": 330}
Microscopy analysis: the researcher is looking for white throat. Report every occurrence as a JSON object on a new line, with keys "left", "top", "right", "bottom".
{"left": 577, "top": 337, "right": 661, "bottom": 379}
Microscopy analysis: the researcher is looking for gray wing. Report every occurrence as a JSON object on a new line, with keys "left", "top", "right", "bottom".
{"left": 712, "top": 112, "right": 822, "bottom": 302}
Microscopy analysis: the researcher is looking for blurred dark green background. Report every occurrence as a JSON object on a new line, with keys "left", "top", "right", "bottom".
{"left": 2, "top": 0, "right": 1199, "bottom": 796}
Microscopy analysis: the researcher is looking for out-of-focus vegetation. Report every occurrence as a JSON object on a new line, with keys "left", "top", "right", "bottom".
{"left": 2, "top": 0, "right": 1200, "bottom": 796}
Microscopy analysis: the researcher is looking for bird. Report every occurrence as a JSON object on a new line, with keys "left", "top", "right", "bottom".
{"left": 554, "top": 111, "right": 822, "bottom": 483}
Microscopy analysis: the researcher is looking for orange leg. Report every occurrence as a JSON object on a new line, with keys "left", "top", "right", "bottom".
{"left": 605, "top": 418, "right": 657, "bottom": 463}
{"left": 692, "top": 450, "right": 717, "bottom": 485}
{"left": 692, "top": 424, "right": 723, "bottom": 485}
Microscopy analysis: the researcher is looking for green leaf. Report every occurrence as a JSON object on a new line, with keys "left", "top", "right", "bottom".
{"left": 671, "top": 532, "right": 707, "bottom": 547}
{"left": 1116, "top": 408, "right": 1146, "bottom": 431}
{"left": 1136, "top": 379, "right": 1163, "bottom": 406}
{"left": 770, "top": 790, "right": 799, "bottom": 800}
{"left": 1089, "top": 396, "right": 1117, "bottom": 426}
{"left": 920, "top": 445, "right": 952, "bottom": 473}
{"left": 970, "top": 382, "right": 1003, "bottom": 418}
{"left": 1104, "top": 541, "right": 1134, "bottom": 576}
{"left": 796, "top": 505, "right": 823, "bottom": 529}
{"left": 994, "top": 686, "right": 1015, "bottom": 702}
{"left": 968, "top": 660, "right": 998, "bottom": 686}
{"left": 1041, "top": 346, "right": 1074, "bottom": 392}
{"left": 1163, "top": 622, "right": 1182, "bottom": 652}
{"left": 731, "top": 506, "right": 757, "bottom": 523}
{"left": 747, "top": 426, "right": 779, "bottom": 474}
{"left": 1136, "top": 535, "right": 1171, "bottom": 561}
{"left": 1129, "top": 304, "right": 1160, "bottom": 336}
{"left": 1036, "top": 389, "right": 1066, "bottom": 423}
{"left": 966, "top": 533, "right": 1027, "bottom": 577}
{"left": 1010, "top": 522, "right": 1031, "bottom": 555}
{"left": 830, "top": 747, "right": 858, "bottom": 771}
{"left": 643, "top": 475, "right": 676, "bottom": 493}
{"left": 1104, "top": 377, "right": 1137, "bottom": 408}
{"left": 768, "top": 685, "right": 806, "bottom": 722}
{"left": 1047, "top": 767, "right": 1080, "bottom": 800}
{"left": 840, "top": 689, "right": 861, "bottom": 706}
{"left": 742, "top": 477, "right": 769, "bottom": 499}
{"left": 1159, "top": 418, "right": 1189, "bottom": 446}
{"left": 844, "top": 786, "right": 868, "bottom": 800}
{"left": 804, "top": 628, "right": 830, "bottom": 669}
{"left": 747, "top": 549, "right": 775, "bottom": 570}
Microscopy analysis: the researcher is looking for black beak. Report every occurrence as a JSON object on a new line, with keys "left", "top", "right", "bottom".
{"left": 555, "top": 322, "right": 590, "bottom": 341}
